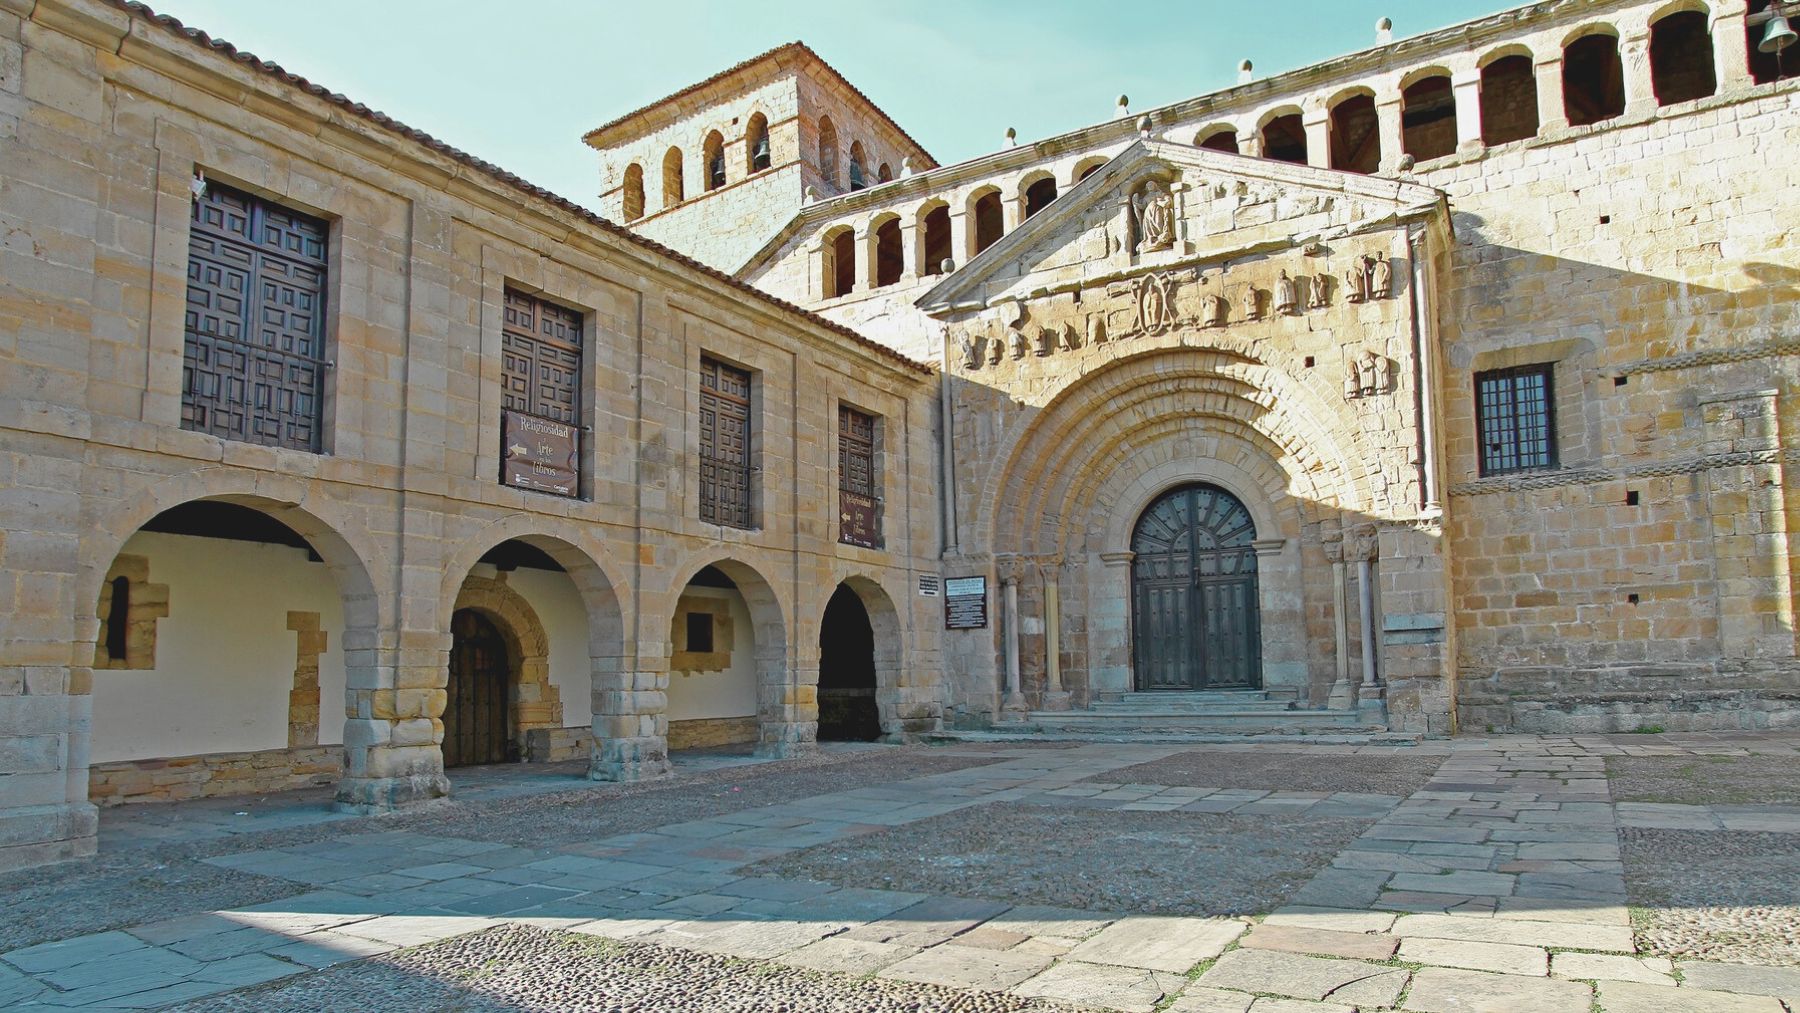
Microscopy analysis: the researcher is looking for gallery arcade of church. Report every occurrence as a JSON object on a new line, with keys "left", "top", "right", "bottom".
{"left": 0, "top": 0, "right": 1795, "bottom": 868}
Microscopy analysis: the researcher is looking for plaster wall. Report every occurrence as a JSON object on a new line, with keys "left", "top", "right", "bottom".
{"left": 667, "top": 586, "right": 758, "bottom": 723}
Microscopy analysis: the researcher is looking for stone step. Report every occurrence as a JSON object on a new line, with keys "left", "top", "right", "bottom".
{"left": 1026, "top": 708, "right": 1371, "bottom": 733}
{"left": 933, "top": 728, "right": 1421, "bottom": 746}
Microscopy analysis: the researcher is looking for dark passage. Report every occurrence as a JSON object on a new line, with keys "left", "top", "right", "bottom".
{"left": 818, "top": 584, "right": 880, "bottom": 741}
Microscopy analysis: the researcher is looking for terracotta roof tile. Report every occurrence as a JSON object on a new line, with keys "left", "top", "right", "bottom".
{"left": 104, "top": 1, "right": 933, "bottom": 376}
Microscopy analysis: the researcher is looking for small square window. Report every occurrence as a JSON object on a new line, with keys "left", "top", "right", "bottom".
{"left": 686, "top": 611, "right": 714, "bottom": 653}
{"left": 1474, "top": 363, "right": 1558, "bottom": 476}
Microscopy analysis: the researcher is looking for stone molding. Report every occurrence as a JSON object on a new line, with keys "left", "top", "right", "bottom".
{"left": 1450, "top": 447, "right": 1800, "bottom": 497}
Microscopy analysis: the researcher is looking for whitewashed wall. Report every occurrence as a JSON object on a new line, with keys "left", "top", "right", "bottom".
{"left": 667, "top": 586, "right": 757, "bottom": 722}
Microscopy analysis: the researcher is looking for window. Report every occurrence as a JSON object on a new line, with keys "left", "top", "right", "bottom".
{"left": 622, "top": 163, "right": 645, "bottom": 221}
{"left": 1564, "top": 33, "right": 1625, "bottom": 126}
{"left": 183, "top": 180, "right": 329, "bottom": 452}
{"left": 1261, "top": 111, "right": 1307, "bottom": 164}
{"left": 825, "top": 227, "right": 856, "bottom": 298}
{"left": 1196, "top": 127, "right": 1239, "bottom": 153}
{"left": 921, "top": 205, "right": 951, "bottom": 276}
{"left": 704, "top": 131, "right": 726, "bottom": 191}
{"left": 662, "top": 146, "right": 684, "bottom": 207}
{"left": 500, "top": 289, "right": 583, "bottom": 496}
{"left": 874, "top": 218, "right": 903, "bottom": 287}
{"left": 972, "top": 190, "right": 1004, "bottom": 255}
{"left": 1401, "top": 75, "right": 1457, "bottom": 162}
{"left": 1750, "top": 0, "right": 1800, "bottom": 83}
{"left": 848, "top": 141, "right": 868, "bottom": 191}
{"left": 818, "top": 115, "right": 840, "bottom": 186}
{"left": 746, "top": 113, "right": 771, "bottom": 173}
{"left": 1480, "top": 54, "right": 1539, "bottom": 145}
{"left": 1475, "top": 364, "right": 1557, "bottom": 476}
{"left": 1650, "top": 11, "right": 1717, "bottom": 105}
{"left": 1023, "top": 177, "right": 1057, "bottom": 218}
{"left": 1329, "top": 93, "right": 1381, "bottom": 173}
{"left": 686, "top": 611, "right": 714, "bottom": 653}
{"left": 699, "top": 357, "right": 754, "bottom": 528}
{"left": 838, "top": 405, "right": 881, "bottom": 548}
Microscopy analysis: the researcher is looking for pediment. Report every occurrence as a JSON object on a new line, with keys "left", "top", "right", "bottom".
{"left": 915, "top": 139, "right": 1445, "bottom": 315}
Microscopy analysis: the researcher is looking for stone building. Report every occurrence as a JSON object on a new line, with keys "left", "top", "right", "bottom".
{"left": 0, "top": 0, "right": 1796, "bottom": 872}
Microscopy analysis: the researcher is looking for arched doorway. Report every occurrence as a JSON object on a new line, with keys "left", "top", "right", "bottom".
{"left": 445, "top": 608, "right": 512, "bottom": 767}
{"left": 818, "top": 584, "right": 879, "bottom": 741}
{"left": 1131, "top": 483, "right": 1261, "bottom": 691}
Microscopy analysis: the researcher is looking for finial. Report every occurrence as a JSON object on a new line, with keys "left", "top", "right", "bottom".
{"left": 1237, "top": 59, "right": 1254, "bottom": 84}
{"left": 1004, "top": 126, "right": 1017, "bottom": 148}
{"left": 900, "top": 155, "right": 914, "bottom": 178}
{"left": 1376, "top": 17, "right": 1393, "bottom": 44}
{"left": 1115, "top": 94, "right": 1131, "bottom": 118}
{"left": 1136, "top": 114, "right": 1153, "bottom": 138}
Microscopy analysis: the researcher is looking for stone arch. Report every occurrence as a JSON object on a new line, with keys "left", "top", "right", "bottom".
{"left": 661, "top": 145, "right": 685, "bottom": 208}
{"left": 1194, "top": 123, "right": 1240, "bottom": 152}
{"left": 660, "top": 555, "right": 801, "bottom": 756}
{"left": 1019, "top": 169, "right": 1057, "bottom": 219}
{"left": 917, "top": 198, "right": 952, "bottom": 277}
{"left": 703, "top": 129, "right": 726, "bottom": 190}
{"left": 815, "top": 570, "right": 924, "bottom": 739}
{"left": 1069, "top": 155, "right": 1109, "bottom": 185}
{"left": 966, "top": 184, "right": 1004, "bottom": 256}
{"left": 1478, "top": 42, "right": 1538, "bottom": 68}
{"left": 870, "top": 211, "right": 903, "bottom": 288}
{"left": 1400, "top": 69, "right": 1458, "bottom": 162}
{"left": 822, "top": 224, "right": 856, "bottom": 298}
{"left": 451, "top": 575, "right": 559, "bottom": 755}
{"left": 817, "top": 114, "right": 839, "bottom": 185}
{"left": 1479, "top": 48, "right": 1540, "bottom": 145}
{"left": 621, "top": 162, "right": 644, "bottom": 221}
{"left": 848, "top": 140, "right": 869, "bottom": 190}
{"left": 1562, "top": 26, "right": 1626, "bottom": 126}
{"left": 1560, "top": 20, "right": 1623, "bottom": 48}
{"left": 1327, "top": 86, "right": 1381, "bottom": 173}
{"left": 745, "top": 111, "right": 771, "bottom": 173}
{"left": 1648, "top": 5, "right": 1717, "bottom": 105}
{"left": 1257, "top": 105, "right": 1308, "bottom": 164}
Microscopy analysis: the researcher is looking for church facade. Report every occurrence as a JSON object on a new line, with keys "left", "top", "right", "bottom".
{"left": 0, "top": 0, "right": 1794, "bottom": 870}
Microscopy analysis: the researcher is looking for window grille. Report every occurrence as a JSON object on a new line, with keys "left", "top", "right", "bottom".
{"left": 1475, "top": 363, "right": 1557, "bottom": 476}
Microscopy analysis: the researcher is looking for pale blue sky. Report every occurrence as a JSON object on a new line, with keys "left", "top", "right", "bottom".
{"left": 149, "top": 0, "right": 1516, "bottom": 209}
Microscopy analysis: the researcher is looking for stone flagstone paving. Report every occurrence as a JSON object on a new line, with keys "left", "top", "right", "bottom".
{"left": 1, "top": 733, "right": 1797, "bottom": 1011}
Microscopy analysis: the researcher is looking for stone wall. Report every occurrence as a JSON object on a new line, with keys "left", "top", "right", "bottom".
{"left": 88, "top": 747, "right": 341, "bottom": 806}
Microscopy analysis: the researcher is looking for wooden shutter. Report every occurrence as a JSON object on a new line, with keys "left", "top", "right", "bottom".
{"left": 699, "top": 357, "right": 753, "bottom": 528}
{"left": 838, "top": 406, "right": 881, "bottom": 548}
{"left": 501, "top": 289, "right": 583, "bottom": 424}
{"left": 183, "top": 182, "right": 329, "bottom": 452}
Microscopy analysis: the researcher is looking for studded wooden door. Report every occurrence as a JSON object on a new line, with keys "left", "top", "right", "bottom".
{"left": 444, "top": 609, "right": 511, "bottom": 767}
{"left": 698, "top": 357, "right": 753, "bottom": 528}
{"left": 1130, "top": 484, "right": 1261, "bottom": 691}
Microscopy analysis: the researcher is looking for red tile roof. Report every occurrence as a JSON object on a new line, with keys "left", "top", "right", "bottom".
{"left": 104, "top": 1, "right": 933, "bottom": 376}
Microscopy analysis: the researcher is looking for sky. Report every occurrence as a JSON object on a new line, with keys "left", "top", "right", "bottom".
{"left": 147, "top": 0, "right": 1518, "bottom": 210}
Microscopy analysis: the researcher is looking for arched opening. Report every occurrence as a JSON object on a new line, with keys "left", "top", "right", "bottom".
{"left": 1329, "top": 93, "right": 1381, "bottom": 173}
{"left": 818, "top": 584, "right": 879, "bottom": 741}
{"left": 848, "top": 141, "right": 868, "bottom": 191}
{"left": 818, "top": 115, "right": 840, "bottom": 186}
{"left": 668, "top": 563, "right": 782, "bottom": 752}
{"left": 873, "top": 216, "right": 903, "bottom": 287}
{"left": 621, "top": 163, "right": 644, "bottom": 222}
{"left": 1023, "top": 176, "right": 1057, "bottom": 219}
{"left": 1480, "top": 53, "right": 1540, "bottom": 144}
{"left": 1750, "top": 0, "right": 1800, "bottom": 82}
{"left": 1401, "top": 74, "right": 1457, "bottom": 161}
{"left": 921, "top": 204, "right": 952, "bottom": 276}
{"left": 877, "top": 162, "right": 893, "bottom": 183}
{"left": 704, "top": 130, "right": 726, "bottom": 191}
{"left": 1260, "top": 112, "right": 1307, "bottom": 164}
{"left": 1563, "top": 32, "right": 1626, "bottom": 126}
{"left": 1130, "top": 483, "right": 1261, "bottom": 692}
{"left": 1072, "top": 156, "right": 1107, "bottom": 183}
{"left": 1650, "top": 10, "right": 1718, "bottom": 104}
{"left": 1197, "top": 126, "right": 1240, "bottom": 153}
{"left": 824, "top": 226, "right": 856, "bottom": 298}
{"left": 661, "top": 146, "right": 684, "bottom": 208}
{"left": 745, "top": 113, "right": 771, "bottom": 173}
{"left": 88, "top": 499, "right": 367, "bottom": 806}
{"left": 445, "top": 609, "right": 511, "bottom": 767}
{"left": 971, "top": 189, "right": 1004, "bottom": 256}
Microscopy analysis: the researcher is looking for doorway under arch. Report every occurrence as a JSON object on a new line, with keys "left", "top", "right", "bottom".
{"left": 1131, "top": 483, "right": 1262, "bottom": 691}
{"left": 445, "top": 608, "right": 512, "bottom": 767}
{"left": 818, "top": 583, "right": 880, "bottom": 741}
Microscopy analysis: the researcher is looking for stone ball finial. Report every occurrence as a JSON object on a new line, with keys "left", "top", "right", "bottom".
{"left": 900, "top": 155, "right": 914, "bottom": 178}
{"left": 940, "top": 257, "right": 956, "bottom": 274}
{"left": 1136, "top": 114, "right": 1153, "bottom": 137}
{"left": 1004, "top": 126, "right": 1018, "bottom": 148}
{"left": 1115, "top": 94, "right": 1131, "bottom": 118}
{"left": 1376, "top": 16, "right": 1393, "bottom": 43}
{"left": 1237, "top": 59, "right": 1254, "bottom": 84}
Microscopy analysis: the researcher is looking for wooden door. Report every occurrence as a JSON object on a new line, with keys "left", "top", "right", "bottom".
{"left": 445, "top": 609, "right": 511, "bottom": 767}
{"left": 1131, "top": 484, "right": 1262, "bottom": 691}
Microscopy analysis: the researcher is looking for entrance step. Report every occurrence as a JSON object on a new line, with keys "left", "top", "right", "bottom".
{"left": 933, "top": 727, "right": 1422, "bottom": 746}
{"left": 1091, "top": 690, "right": 1297, "bottom": 714}
{"left": 1027, "top": 708, "right": 1371, "bottom": 734}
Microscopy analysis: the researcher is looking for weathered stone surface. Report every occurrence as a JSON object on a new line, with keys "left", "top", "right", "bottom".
{"left": 1673, "top": 962, "right": 1800, "bottom": 1002}
{"left": 1398, "top": 937, "right": 1548, "bottom": 976}
{"left": 777, "top": 937, "right": 918, "bottom": 975}
{"left": 1241, "top": 923, "right": 1399, "bottom": 961}
{"left": 1549, "top": 952, "right": 1674, "bottom": 985}
{"left": 1011, "top": 961, "right": 1182, "bottom": 1012}
{"left": 1197, "top": 949, "right": 1408, "bottom": 1006}
{"left": 1597, "top": 980, "right": 1787, "bottom": 1013}
{"left": 1065, "top": 915, "right": 1247, "bottom": 973}
{"left": 1403, "top": 967, "right": 1593, "bottom": 1013}
{"left": 1392, "top": 913, "right": 1634, "bottom": 952}
{"left": 878, "top": 943, "right": 1052, "bottom": 991}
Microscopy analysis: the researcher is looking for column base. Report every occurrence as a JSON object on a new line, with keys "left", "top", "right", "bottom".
{"left": 1038, "top": 690, "right": 1073, "bottom": 712}
{"left": 1357, "top": 684, "right": 1389, "bottom": 726}
{"left": 1327, "top": 678, "right": 1356, "bottom": 710}
{"left": 0, "top": 802, "right": 99, "bottom": 872}
{"left": 755, "top": 721, "right": 818, "bottom": 759}
{"left": 332, "top": 772, "right": 450, "bottom": 815}
{"left": 589, "top": 736, "right": 672, "bottom": 782}
{"left": 996, "top": 692, "right": 1030, "bottom": 721}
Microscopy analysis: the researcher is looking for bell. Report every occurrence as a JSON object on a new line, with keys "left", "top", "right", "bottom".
{"left": 1762, "top": 11, "right": 1798, "bottom": 54}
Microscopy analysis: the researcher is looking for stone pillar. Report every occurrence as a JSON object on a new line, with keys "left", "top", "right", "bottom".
{"left": 1452, "top": 68, "right": 1484, "bottom": 153}
{"left": 757, "top": 639, "right": 818, "bottom": 759}
{"left": 1041, "top": 563, "right": 1071, "bottom": 711}
{"left": 1324, "top": 534, "right": 1354, "bottom": 710}
{"left": 854, "top": 225, "right": 874, "bottom": 293}
{"left": 1376, "top": 92, "right": 1404, "bottom": 173}
{"left": 589, "top": 662, "right": 671, "bottom": 781}
{"left": 1699, "top": 390, "right": 1797, "bottom": 660}
{"left": 998, "top": 573, "right": 1028, "bottom": 720}
{"left": 1713, "top": 0, "right": 1752, "bottom": 90}
{"left": 1621, "top": 30, "right": 1657, "bottom": 117}
{"left": 1239, "top": 129, "right": 1263, "bottom": 158}
{"left": 1090, "top": 551, "right": 1136, "bottom": 701}
{"left": 949, "top": 209, "right": 971, "bottom": 268}
{"left": 1303, "top": 107, "right": 1332, "bottom": 168}
{"left": 1004, "top": 195, "right": 1025, "bottom": 232}
{"left": 899, "top": 216, "right": 922, "bottom": 283}
{"left": 1535, "top": 52, "right": 1569, "bottom": 133}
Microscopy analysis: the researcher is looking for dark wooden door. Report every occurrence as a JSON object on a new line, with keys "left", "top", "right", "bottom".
{"left": 1131, "top": 484, "right": 1261, "bottom": 690}
{"left": 445, "top": 609, "right": 511, "bottom": 767}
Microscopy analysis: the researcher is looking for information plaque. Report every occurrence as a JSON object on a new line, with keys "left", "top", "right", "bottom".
{"left": 943, "top": 575, "right": 988, "bottom": 630}
{"left": 501, "top": 410, "right": 579, "bottom": 497}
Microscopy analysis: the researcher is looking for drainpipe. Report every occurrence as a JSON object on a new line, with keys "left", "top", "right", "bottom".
{"left": 938, "top": 330, "right": 959, "bottom": 556}
{"left": 1406, "top": 226, "right": 1441, "bottom": 514}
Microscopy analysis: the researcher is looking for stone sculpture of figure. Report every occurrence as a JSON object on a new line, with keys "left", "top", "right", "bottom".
{"left": 1274, "top": 270, "right": 1298, "bottom": 315}
{"left": 1202, "top": 292, "right": 1227, "bottom": 328}
{"left": 1307, "top": 274, "right": 1329, "bottom": 310}
{"left": 1346, "top": 349, "right": 1386, "bottom": 398}
{"left": 1134, "top": 272, "right": 1176, "bottom": 334}
{"left": 1035, "top": 328, "right": 1057, "bottom": 357}
{"left": 1133, "top": 180, "right": 1175, "bottom": 253}
{"left": 1241, "top": 284, "right": 1262, "bottom": 321}
{"left": 1062, "top": 322, "right": 1081, "bottom": 352}
{"left": 1088, "top": 316, "right": 1108, "bottom": 345}
{"left": 1344, "top": 256, "right": 1371, "bottom": 303}
{"left": 987, "top": 329, "right": 1004, "bottom": 365}
{"left": 1369, "top": 252, "right": 1393, "bottom": 299}
{"left": 1011, "top": 329, "right": 1030, "bottom": 360}
{"left": 961, "top": 332, "right": 985, "bottom": 371}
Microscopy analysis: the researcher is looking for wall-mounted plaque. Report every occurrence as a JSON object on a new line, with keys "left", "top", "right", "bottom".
{"left": 918, "top": 574, "right": 941, "bottom": 597}
{"left": 944, "top": 575, "right": 988, "bottom": 630}
{"left": 501, "top": 410, "right": 579, "bottom": 497}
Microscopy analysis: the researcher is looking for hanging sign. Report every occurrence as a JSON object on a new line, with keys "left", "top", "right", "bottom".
{"left": 501, "top": 410, "right": 579, "bottom": 497}
{"left": 944, "top": 575, "right": 988, "bottom": 630}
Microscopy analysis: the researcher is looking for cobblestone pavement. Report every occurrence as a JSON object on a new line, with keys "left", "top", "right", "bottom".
{"left": 3, "top": 733, "right": 1797, "bottom": 1012}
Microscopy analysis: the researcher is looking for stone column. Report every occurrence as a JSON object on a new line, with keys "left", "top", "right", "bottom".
{"left": 999, "top": 571, "right": 1028, "bottom": 720}
{"left": 1699, "top": 390, "right": 1797, "bottom": 660}
{"left": 1452, "top": 68, "right": 1484, "bottom": 153}
{"left": 1324, "top": 533, "right": 1354, "bottom": 710}
{"left": 1041, "top": 559, "right": 1071, "bottom": 710}
{"left": 1353, "top": 527, "right": 1386, "bottom": 724}
{"left": 854, "top": 225, "right": 874, "bottom": 293}
{"left": 1004, "top": 195, "right": 1025, "bottom": 232}
{"left": 1239, "top": 129, "right": 1263, "bottom": 158}
{"left": 1713, "top": 0, "right": 1752, "bottom": 90}
{"left": 1621, "top": 30, "right": 1657, "bottom": 118}
{"left": 1091, "top": 551, "right": 1137, "bottom": 701}
{"left": 1376, "top": 92, "right": 1404, "bottom": 173}
{"left": 948, "top": 209, "right": 971, "bottom": 268}
{"left": 590, "top": 662, "right": 671, "bottom": 781}
{"left": 899, "top": 216, "right": 921, "bottom": 284}
{"left": 1534, "top": 53, "right": 1569, "bottom": 133}
{"left": 1303, "top": 106, "right": 1332, "bottom": 169}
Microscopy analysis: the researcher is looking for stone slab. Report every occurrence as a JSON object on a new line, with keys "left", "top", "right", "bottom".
{"left": 1399, "top": 937, "right": 1547, "bottom": 975}
{"left": 1675, "top": 961, "right": 1800, "bottom": 1001}
{"left": 1163, "top": 987, "right": 1253, "bottom": 1013}
{"left": 1241, "top": 923, "right": 1399, "bottom": 961}
{"left": 1263, "top": 906, "right": 1398, "bottom": 934}
{"left": 1403, "top": 967, "right": 1592, "bottom": 1013}
{"left": 1392, "top": 913, "right": 1634, "bottom": 951}
{"left": 878, "top": 943, "right": 1053, "bottom": 991}
{"left": 1549, "top": 952, "right": 1673, "bottom": 985}
{"left": 1198, "top": 948, "right": 1408, "bottom": 1006}
{"left": 776, "top": 937, "right": 919, "bottom": 975}
{"left": 1597, "top": 980, "right": 1786, "bottom": 1013}
{"left": 1011, "top": 960, "right": 1183, "bottom": 1012}
{"left": 1065, "top": 915, "right": 1247, "bottom": 973}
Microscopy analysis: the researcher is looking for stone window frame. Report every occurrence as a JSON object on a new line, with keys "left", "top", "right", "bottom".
{"left": 93, "top": 554, "right": 169, "bottom": 671}
{"left": 1474, "top": 362, "right": 1560, "bottom": 476}
{"left": 670, "top": 595, "right": 734, "bottom": 673}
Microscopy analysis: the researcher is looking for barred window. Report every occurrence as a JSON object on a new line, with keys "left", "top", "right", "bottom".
{"left": 838, "top": 405, "right": 882, "bottom": 549}
{"left": 698, "top": 357, "right": 754, "bottom": 528}
{"left": 182, "top": 181, "right": 329, "bottom": 452}
{"left": 1475, "top": 364, "right": 1557, "bottom": 476}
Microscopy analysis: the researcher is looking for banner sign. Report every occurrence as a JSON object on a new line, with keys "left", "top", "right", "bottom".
{"left": 501, "top": 410, "right": 579, "bottom": 497}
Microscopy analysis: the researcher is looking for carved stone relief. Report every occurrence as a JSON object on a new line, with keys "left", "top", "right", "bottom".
{"left": 1274, "top": 270, "right": 1298, "bottom": 316}
{"left": 1345, "top": 348, "right": 1393, "bottom": 399}
{"left": 1131, "top": 179, "right": 1176, "bottom": 254}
